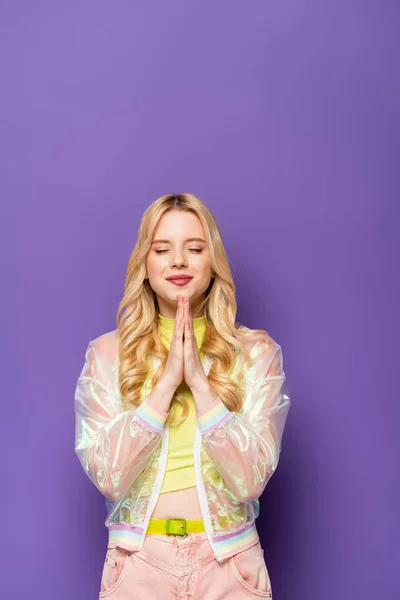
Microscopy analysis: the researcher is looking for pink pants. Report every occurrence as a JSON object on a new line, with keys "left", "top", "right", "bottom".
{"left": 99, "top": 531, "right": 273, "bottom": 599}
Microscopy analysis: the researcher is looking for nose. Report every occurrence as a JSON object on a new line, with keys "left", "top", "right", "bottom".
{"left": 171, "top": 249, "right": 187, "bottom": 268}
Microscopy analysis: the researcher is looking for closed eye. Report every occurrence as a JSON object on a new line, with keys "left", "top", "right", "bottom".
{"left": 155, "top": 249, "right": 203, "bottom": 254}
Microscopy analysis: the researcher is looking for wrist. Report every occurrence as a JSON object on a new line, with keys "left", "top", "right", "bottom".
{"left": 157, "top": 374, "right": 178, "bottom": 396}
{"left": 189, "top": 375, "right": 211, "bottom": 395}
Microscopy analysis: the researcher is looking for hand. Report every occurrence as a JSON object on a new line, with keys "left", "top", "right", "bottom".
{"left": 183, "top": 296, "right": 209, "bottom": 390}
{"left": 159, "top": 296, "right": 185, "bottom": 390}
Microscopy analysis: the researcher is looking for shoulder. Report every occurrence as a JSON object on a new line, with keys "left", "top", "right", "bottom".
{"left": 236, "top": 323, "right": 283, "bottom": 377}
{"left": 236, "top": 323, "right": 281, "bottom": 355}
{"left": 89, "top": 328, "right": 119, "bottom": 364}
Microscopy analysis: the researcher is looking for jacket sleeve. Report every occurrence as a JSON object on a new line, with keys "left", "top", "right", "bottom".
{"left": 196, "top": 335, "right": 290, "bottom": 503}
{"left": 74, "top": 338, "right": 168, "bottom": 501}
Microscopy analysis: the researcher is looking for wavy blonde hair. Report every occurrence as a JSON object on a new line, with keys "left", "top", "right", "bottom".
{"left": 116, "top": 193, "right": 266, "bottom": 426}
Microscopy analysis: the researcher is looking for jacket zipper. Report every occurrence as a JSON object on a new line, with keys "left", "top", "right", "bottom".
{"left": 138, "top": 425, "right": 170, "bottom": 551}
{"left": 194, "top": 423, "right": 223, "bottom": 562}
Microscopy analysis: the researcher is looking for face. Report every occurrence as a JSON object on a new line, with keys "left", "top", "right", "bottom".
{"left": 145, "top": 210, "right": 213, "bottom": 318}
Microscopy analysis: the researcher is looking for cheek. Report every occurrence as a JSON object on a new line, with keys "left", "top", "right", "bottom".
{"left": 198, "top": 259, "right": 212, "bottom": 277}
{"left": 147, "top": 256, "right": 167, "bottom": 276}
{"left": 196, "top": 264, "right": 213, "bottom": 287}
{"left": 193, "top": 254, "right": 211, "bottom": 270}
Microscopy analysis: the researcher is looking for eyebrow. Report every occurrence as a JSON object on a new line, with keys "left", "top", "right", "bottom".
{"left": 151, "top": 237, "right": 206, "bottom": 245}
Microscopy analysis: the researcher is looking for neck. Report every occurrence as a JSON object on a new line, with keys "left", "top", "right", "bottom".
{"left": 158, "top": 312, "right": 206, "bottom": 331}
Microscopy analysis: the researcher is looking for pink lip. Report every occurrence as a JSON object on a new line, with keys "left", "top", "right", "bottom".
{"left": 166, "top": 276, "right": 193, "bottom": 286}
{"left": 166, "top": 276, "right": 193, "bottom": 281}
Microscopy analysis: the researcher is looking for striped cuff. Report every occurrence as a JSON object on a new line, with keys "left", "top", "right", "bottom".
{"left": 196, "top": 397, "right": 234, "bottom": 434}
{"left": 135, "top": 398, "right": 168, "bottom": 434}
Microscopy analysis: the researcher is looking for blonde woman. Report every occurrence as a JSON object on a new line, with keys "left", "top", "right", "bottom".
{"left": 74, "top": 193, "right": 291, "bottom": 599}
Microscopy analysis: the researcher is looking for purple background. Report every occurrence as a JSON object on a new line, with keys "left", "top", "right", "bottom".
{"left": 1, "top": 2, "right": 398, "bottom": 598}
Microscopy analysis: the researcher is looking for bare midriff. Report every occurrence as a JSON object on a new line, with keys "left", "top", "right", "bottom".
{"left": 152, "top": 485, "right": 202, "bottom": 519}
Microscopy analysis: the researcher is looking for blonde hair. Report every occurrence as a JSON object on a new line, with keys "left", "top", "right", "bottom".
{"left": 116, "top": 193, "right": 266, "bottom": 426}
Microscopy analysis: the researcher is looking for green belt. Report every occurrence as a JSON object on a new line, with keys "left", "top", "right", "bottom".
{"left": 123, "top": 511, "right": 205, "bottom": 537}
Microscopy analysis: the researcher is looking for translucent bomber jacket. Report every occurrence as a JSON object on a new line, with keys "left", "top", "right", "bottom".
{"left": 74, "top": 325, "right": 291, "bottom": 562}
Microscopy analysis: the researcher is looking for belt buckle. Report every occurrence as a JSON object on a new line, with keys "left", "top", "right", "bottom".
{"left": 166, "top": 518, "right": 187, "bottom": 538}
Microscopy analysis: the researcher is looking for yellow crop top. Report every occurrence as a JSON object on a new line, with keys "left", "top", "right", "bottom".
{"left": 132, "top": 313, "right": 225, "bottom": 500}
{"left": 158, "top": 312, "right": 206, "bottom": 494}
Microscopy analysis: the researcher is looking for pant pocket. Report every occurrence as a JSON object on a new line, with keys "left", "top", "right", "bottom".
{"left": 230, "top": 541, "right": 272, "bottom": 597}
{"left": 99, "top": 546, "right": 131, "bottom": 597}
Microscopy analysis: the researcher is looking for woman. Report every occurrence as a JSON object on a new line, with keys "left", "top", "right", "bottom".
{"left": 74, "top": 193, "right": 291, "bottom": 599}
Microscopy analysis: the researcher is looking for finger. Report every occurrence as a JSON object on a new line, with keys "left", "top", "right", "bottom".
{"left": 173, "top": 295, "right": 183, "bottom": 343}
{"left": 184, "top": 296, "right": 190, "bottom": 335}
{"left": 181, "top": 296, "right": 186, "bottom": 334}
{"left": 185, "top": 299, "right": 193, "bottom": 344}
{"left": 179, "top": 295, "right": 185, "bottom": 337}
{"left": 173, "top": 295, "right": 179, "bottom": 333}
{"left": 187, "top": 297, "right": 193, "bottom": 331}
{"left": 173, "top": 295, "right": 180, "bottom": 337}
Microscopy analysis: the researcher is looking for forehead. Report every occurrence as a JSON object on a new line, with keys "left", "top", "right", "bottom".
{"left": 153, "top": 211, "right": 204, "bottom": 239}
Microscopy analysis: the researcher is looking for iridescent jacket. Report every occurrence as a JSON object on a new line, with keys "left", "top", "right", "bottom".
{"left": 74, "top": 325, "right": 291, "bottom": 562}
